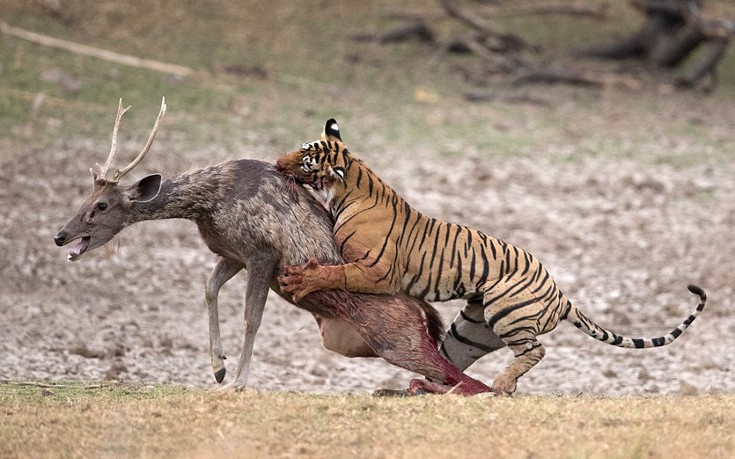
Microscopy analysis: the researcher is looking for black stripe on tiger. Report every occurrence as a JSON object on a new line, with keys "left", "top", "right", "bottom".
{"left": 445, "top": 323, "right": 500, "bottom": 353}
{"left": 565, "top": 285, "right": 706, "bottom": 349}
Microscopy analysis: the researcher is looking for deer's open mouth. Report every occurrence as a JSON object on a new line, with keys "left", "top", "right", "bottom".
{"left": 67, "top": 236, "right": 91, "bottom": 262}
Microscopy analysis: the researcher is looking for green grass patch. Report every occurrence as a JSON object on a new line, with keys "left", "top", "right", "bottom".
{"left": 2, "top": 0, "right": 734, "bottom": 164}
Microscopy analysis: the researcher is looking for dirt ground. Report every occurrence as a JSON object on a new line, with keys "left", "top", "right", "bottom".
{"left": 1, "top": 0, "right": 734, "bottom": 397}
{"left": 2, "top": 84, "right": 734, "bottom": 397}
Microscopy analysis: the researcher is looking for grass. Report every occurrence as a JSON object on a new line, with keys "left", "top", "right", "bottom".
{"left": 0, "top": 2, "right": 472, "bottom": 168}
{"left": 2, "top": 0, "right": 734, "bottom": 165}
{"left": 1, "top": 381, "right": 733, "bottom": 458}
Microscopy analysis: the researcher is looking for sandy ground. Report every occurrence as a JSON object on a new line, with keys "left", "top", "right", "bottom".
{"left": 2, "top": 87, "right": 734, "bottom": 397}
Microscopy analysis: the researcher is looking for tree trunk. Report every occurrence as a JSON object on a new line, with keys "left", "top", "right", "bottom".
{"left": 676, "top": 35, "right": 731, "bottom": 87}
{"left": 650, "top": 22, "right": 706, "bottom": 67}
{"left": 582, "top": 0, "right": 732, "bottom": 88}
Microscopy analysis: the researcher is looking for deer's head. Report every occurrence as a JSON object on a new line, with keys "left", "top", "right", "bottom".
{"left": 54, "top": 98, "right": 166, "bottom": 261}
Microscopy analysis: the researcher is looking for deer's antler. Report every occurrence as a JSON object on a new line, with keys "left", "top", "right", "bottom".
{"left": 91, "top": 98, "right": 130, "bottom": 181}
{"left": 91, "top": 97, "right": 167, "bottom": 183}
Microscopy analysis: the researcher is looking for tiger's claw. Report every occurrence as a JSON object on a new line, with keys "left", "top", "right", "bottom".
{"left": 278, "top": 258, "right": 323, "bottom": 303}
{"left": 281, "top": 264, "right": 305, "bottom": 277}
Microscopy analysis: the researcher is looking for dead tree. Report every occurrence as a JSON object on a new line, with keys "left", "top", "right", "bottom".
{"left": 352, "top": 20, "right": 435, "bottom": 44}
{"left": 54, "top": 98, "right": 495, "bottom": 395}
{"left": 358, "top": 1, "right": 606, "bottom": 88}
{"left": 356, "top": 0, "right": 732, "bottom": 90}
{"left": 582, "top": 0, "right": 734, "bottom": 87}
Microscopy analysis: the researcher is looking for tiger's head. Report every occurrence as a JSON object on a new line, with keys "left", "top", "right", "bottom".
{"left": 276, "top": 118, "right": 352, "bottom": 194}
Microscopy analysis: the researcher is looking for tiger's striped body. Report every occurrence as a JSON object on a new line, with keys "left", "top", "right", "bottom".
{"left": 276, "top": 119, "right": 707, "bottom": 394}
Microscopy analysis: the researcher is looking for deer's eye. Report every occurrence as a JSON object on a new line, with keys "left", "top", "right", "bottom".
{"left": 96, "top": 202, "right": 108, "bottom": 211}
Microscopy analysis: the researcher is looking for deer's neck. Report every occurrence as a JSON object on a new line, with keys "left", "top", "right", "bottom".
{"left": 132, "top": 165, "right": 234, "bottom": 221}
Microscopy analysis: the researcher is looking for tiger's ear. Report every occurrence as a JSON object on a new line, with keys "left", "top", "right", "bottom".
{"left": 321, "top": 118, "right": 342, "bottom": 142}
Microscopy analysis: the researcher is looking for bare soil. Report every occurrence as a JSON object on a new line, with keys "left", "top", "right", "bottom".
{"left": 2, "top": 0, "right": 734, "bottom": 397}
{"left": 2, "top": 83, "right": 734, "bottom": 397}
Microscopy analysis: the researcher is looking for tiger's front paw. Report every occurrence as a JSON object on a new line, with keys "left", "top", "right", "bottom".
{"left": 278, "top": 258, "right": 322, "bottom": 303}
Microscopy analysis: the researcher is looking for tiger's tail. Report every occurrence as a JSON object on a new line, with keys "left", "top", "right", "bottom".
{"left": 564, "top": 285, "right": 706, "bottom": 348}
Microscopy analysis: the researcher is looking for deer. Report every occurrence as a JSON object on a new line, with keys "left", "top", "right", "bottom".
{"left": 53, "top": 98, "right": 496, "bottom": 395}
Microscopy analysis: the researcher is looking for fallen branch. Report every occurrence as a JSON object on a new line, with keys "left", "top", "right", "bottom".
{"left": 630, "top": 0, "right": 699, "bottom": 17}
{"left": 579, "top": 13, "right": 670, "bottom": 59}
{"left": 439, "top": 0, "right": 531, "bottom": 52}
{"left": 511, "top": 67, "right": 604, "bottom": 87}
{"left": 649, "top": 22, "right": 707, "bottom": 67}
{"left": 493, "top": 2, "right": 610, "bottom": 20}
{"left": 2, "top": 87, "right": 112, "bottom": 112}
{"left": 453, "top": 35, "right": 525, "bottom": 72}
{"left": 4, "top": 380, "right": 107, "bottom": 389}
{"left": 0, "top": 19, "right": 194, "bottom": 78}
{"left": 463, "top": 90, "right": 551, "bottom": 106}
{"left": 700, "top": 17, "right": 735, "bottom": 39}
{"left": 352, "top": 20, "right": 434, "bottom": 44}
{"left": 676, "top": 33, "right": 732, "bottom": 87}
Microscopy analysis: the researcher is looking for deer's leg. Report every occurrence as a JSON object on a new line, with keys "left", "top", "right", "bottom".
{"left": 205, "top": 257, "right": 243, "bottom": 384}
{"left": 440, "top": 297, "right": 507, "bottom": 371}
{"left": 227, "top": 254, "right": 277, "bottom": 391}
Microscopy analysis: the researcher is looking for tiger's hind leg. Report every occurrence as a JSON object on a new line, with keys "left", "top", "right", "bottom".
{"left": 481, "top": 280, "right": 551, "bottom": 395}
{"left": 440, "top": 296, "right": 507, "bottom": 371}
{"left": 491, "top": 336, "right": 545, "bottom": 395}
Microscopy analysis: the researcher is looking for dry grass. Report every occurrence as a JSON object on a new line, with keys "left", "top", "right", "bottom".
{"left": 1, "top": 382, "right": 733, "bottom": 459}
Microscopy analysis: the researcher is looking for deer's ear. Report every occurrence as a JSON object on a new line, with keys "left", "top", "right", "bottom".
{"left": 129, "top": 174, "right": 162, "bottom": 203}
{"left": 321, "top": 118, "right": 342, "bottom": 142}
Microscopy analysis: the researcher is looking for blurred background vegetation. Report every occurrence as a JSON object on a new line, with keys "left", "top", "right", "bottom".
{"left": 2, "top": 0, "right": 733, "bottom": 167}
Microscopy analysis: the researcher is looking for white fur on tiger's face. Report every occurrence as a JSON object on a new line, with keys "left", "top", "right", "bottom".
{"left": 276, "top": 119, "right": 351, "bottom": 204}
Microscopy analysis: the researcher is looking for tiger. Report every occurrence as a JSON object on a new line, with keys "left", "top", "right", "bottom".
{"left": 275, "top": 118, "right": 707, "bottom": 395}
